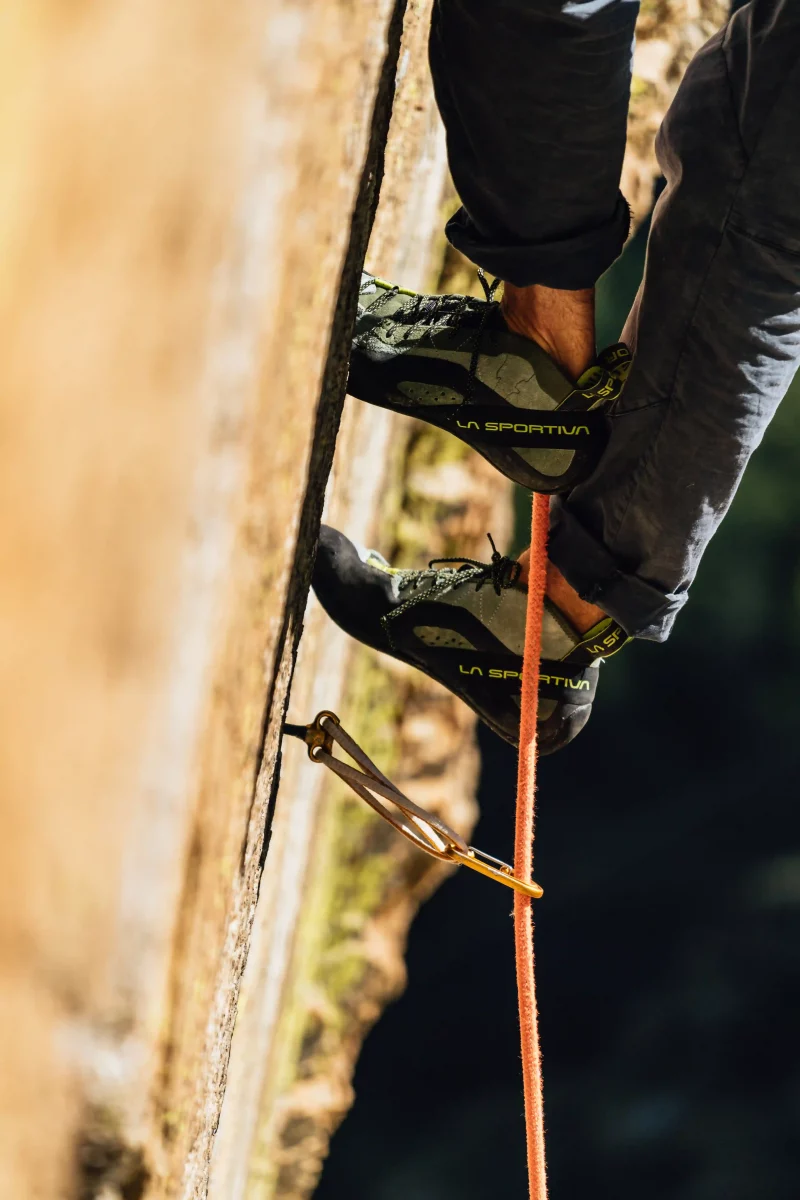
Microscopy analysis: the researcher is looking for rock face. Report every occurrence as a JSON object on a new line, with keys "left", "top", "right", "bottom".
{"left": 0, "top": 1, "right": 727, "bottom": 1197}
{"left": 206, "top": 5, "right": 514, "bottom": 1196}
{"left": 0, "top": 0, "right": 445, "bottom": 1196}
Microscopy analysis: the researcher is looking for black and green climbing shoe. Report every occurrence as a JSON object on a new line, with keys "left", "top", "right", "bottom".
{"left": 312, "top": 525, "right": 629, "bottom": 753}
{"left": 349, "top": 272, "right": 632, "bottom": 494}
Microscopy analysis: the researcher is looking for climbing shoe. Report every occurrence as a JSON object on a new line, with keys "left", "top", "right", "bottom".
{"left": 349, "top": 272, "right": 632, "bottom": 494}
{"left": 312, "top": 525, "right": 629, "bottom": 753}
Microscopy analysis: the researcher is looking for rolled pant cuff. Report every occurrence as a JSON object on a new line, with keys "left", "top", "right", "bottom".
{"left": 548, "top": 504, "right": 687, "bottom": 643}
{"left": 445, "top": 193, "right": 631, "bottom": 290}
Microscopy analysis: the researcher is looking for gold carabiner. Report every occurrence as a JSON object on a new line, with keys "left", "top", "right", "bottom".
{"left": 287, "top": 711, "right": 543, "bottom": 900}
{"left": 446, "top": 845, "right": 543, "bottom": 900}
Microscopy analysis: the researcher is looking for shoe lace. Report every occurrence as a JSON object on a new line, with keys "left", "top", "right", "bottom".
{"left": 361, "top": 270, "right": 502, "bottom": 402}
{"left": 395, "top": 533, "right": 521, "bottom": 602}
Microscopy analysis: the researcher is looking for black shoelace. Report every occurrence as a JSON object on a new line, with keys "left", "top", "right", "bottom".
{"left": 394, "top": 534, "right": 520, "bottom": 603}
{"left": 384, "top": 533, "right": 520, "bottom": 648}
{"left": 428, "top": 533, "right": 521, "bottom": 595}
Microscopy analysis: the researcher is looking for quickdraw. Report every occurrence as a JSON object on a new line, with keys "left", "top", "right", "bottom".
{"left": 283, "top": 709, "right": 543, "bottom": 900}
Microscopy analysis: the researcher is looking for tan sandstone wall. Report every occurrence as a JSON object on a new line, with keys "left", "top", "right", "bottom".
{"left": 0, "top": 0, "right": 416, "bottom": 1196}
{"left": 206, "top": 5, "right": 513, "bottom": 1197}
{"left": 0, "top": 1, "right": 727, "bottom": 1197}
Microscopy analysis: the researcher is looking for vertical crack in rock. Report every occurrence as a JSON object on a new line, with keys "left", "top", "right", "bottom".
{"left": 249, "top": 0, "right": 412, "bottom": 873}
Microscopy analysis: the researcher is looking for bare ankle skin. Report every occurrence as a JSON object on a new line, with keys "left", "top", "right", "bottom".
{"left": 496, "top": 279, "right": 603, "bottom": 631}
{"left": 517, "top": 549, "right": 606, "bottom": 634}
{"left": 501, "top": 282, "right": 596, "bottom": 381}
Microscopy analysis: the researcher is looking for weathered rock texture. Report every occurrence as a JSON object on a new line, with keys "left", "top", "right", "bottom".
{"left": 0, "top": 0, "right": 433, "bottom": 1196}
{"left": 207, "top": 5, "right": 514, "bottom": 1197}
{"left": 0, "top": 1, "right": 727, "bottom": 1197}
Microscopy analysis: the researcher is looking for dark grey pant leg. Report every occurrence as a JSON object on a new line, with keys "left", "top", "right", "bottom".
{"left": 549, "top": 0, "right": 800, "bottom": 641}
{"left": 430, "top": 0, "right": 638, "bottom": 288}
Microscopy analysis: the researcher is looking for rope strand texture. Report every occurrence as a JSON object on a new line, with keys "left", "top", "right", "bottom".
{"left": 515, "top": 490, "right": 549, "bottom": 1200}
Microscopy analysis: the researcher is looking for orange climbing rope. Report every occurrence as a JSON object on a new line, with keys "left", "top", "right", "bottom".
{"left": 515, "top": 490, "right": 550, "bottom": 1200}
{"left": 286, "top": 496, "right": 552, "bottom": 1199}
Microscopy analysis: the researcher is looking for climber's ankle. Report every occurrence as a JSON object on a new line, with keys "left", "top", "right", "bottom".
{"left": 501, "top": 282, "right": 596, "bottom": 381}
{"left": 517, "top": 551, "right": 606, "bottom": 634}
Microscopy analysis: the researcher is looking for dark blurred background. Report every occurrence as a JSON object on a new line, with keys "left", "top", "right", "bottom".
{"left": 316, "top": 216, "right": 800, "bottom": 1200}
